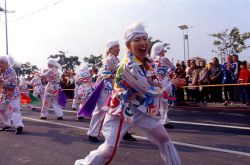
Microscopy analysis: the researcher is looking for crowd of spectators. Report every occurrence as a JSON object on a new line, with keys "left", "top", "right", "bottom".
{"left": 173, "top": 54, "right": 250, "bottom": 105}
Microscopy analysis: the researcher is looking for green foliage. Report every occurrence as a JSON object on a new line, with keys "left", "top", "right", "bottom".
{"left": 148, "top": 37, "right": 170, "bottom": 55}
{"left": 48, "top": 51, "right": 81, "bottom": 71}
{"left": 210, "top": 27, "right": 250, "bottom": 62}
{"left": 13, "top": 62, "right": 39, "bottom": 78}
{"left": 83, "top": 54, "right": 103, "bottom": 67}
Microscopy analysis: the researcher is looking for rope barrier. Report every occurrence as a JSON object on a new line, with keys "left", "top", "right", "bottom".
{"left": 27, "top": 82, "right": 250, "bottom": 91}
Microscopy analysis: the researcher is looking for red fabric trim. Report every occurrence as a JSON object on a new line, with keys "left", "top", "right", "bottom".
{"left": 105, "top": 113, "right": 124, "bottom": 165}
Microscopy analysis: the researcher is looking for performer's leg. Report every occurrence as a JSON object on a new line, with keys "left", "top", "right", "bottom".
{"left": 52, "top": 99, "right": 63, "bottom": 118}
{"left": 75, "top": 113, "right": 130, "bottom": 165}
{"left": 0, "top": 103, "right": 11, "bottom": 128}
{"left": 72, "top": 97, "right": 78, "bottom": 109}
{"left": 160, "top": 99, "right": 170, "bottom": 125}
{"left": 87, "top": 106, "right": 106, "bottom": 137}
{"left": 11, "top": 99, "right": 24, "bottom": 135}
{"left": 41, "top": 98, "right": 51, "bottom": 118}
{"left": 11, "top": 98, "right": 24, "bottom": 128}
{"left": 135, "top": 110, "right": 181, "bottom": 165}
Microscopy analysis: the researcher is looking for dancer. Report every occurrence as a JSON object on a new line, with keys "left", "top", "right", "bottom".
{"left": 75, "top": 23, "right": 181, "bottom": 165}
{"left": 87, "top": 40, "right": 120, "bottom": 142}
{"left": 74, "top": 64, "right": 93, "bottom": 119}
{"left": 151, "top": 42, "right": 175, "bottom": 129}
{"left": 39, "top": 59, "right": 63, "bottom": 120}
{"left": 0, "top": 55, "right": 24, "bottom": 135}
{"left": 29, "top": 72, "right": 45, "bottom": 110}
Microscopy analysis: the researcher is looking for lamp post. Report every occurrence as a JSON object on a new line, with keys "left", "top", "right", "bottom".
{"left": 178, "top": 25, "right": 192, "bottom": 62}
{"left": 0, "top": 0, "right": 15, "bottom": 55}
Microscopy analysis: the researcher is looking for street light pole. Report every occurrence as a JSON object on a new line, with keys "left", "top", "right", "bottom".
{"left": 0, "top": 0, "right": 15, "bottom": 55}
{"left": 182, "top": 29, "right": 186, "bottom": 62}
{"left": 178, "top": 25, "right": 192, "bottom": 62}
{"left": 4, "top": 0, "right": 9, "bottom": 55}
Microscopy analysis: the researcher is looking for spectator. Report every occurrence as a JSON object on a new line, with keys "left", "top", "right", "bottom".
{"left": 208, "top": 57, "right": 223, "bottom": 102}
{"left": 232, "top": 54, "right": 242, "bottom": 101}
{"left": 187, "top": 60, "right": 199, "bottom": 103}
{"left": 238, "top": 61, "right": 250, "bottom": 104}
{"left": 198, "top": 61, "right": 209, "bottom": 103}
{"left": 185, "top": 59, "right": 191, "bottom": 102}
{"left": 222, "top": 55, "right": 236, "bottom": 105}
{"left": 175, "top": 63, "right": 186, "bottom": 102}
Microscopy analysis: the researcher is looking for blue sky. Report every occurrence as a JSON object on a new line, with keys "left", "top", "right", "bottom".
{"left": 0, "top": 0, "right": 250, "bottom": 69}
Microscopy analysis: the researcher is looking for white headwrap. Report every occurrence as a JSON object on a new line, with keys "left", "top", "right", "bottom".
{"left": 124, "top": 22, "right": 148, "bottom": 43}
{"left": 106, "top": 40, "right": 119, "bottom": 53}
{"left": 0, "top": 55, "right": 15, "bottom": 66}
{"left": 47, "top": 59, "right": 61, "bottom": 70}
{"left": 151, "top": 42, "right": 164, "bottom": 56}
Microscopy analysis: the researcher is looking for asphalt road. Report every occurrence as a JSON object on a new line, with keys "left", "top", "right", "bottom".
{"left": 0, "top": 104, "right": 250, "bottom": 165}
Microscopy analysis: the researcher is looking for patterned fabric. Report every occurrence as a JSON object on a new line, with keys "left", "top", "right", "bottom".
{"left": 30, "top": 76, "right": 45, "bottom": 96}
{"left": 41, "top": 67, "right": 61, "bottom": 100}
{"left": 0, "top": 67, "right": 20, "bottom": 104}
{"left": 19, "top": 82, "right": 30, "bottom": 96}
{"left": 106, "top": 52, "right": 164, "bottom": 122}
{"left": 74, "top": 69, "right": 93, "bottom": 101}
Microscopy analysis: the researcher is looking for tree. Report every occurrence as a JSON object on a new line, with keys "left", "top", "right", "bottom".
{"left": 48, "top": 51, "right": 81, "bottom": 71}
{"left": 210, "top": 27, "right": 250, "bottom": 62}
{"left": 13, "top": 62, "right": 39, "bottom": 78}
{"left": 83, "top": 54, "right": 103, "bottom": 68}
{"left": 148, "top": 37, "right": 170, "bottom": 55}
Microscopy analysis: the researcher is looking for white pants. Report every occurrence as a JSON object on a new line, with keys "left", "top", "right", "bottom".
{"left": 160, "top": 98, "right": 170, "bottom": 125}
{"left": 0, "top": 98, "right": 24, "bottom": 128}
{"left": 75, "top": 108, "right": 181, "bottom": 165}
{"left": 72, "top": 86, "right": 79, "bottom": 109}
{"left": 41, "top": 98, "right": 63, "bottom": 118}
{"left": 87, "top": 89, "right": 109, "bottom": 137}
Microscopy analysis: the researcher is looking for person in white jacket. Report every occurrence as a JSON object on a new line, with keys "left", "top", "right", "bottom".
{"left": 151, "top": 42, "right": 175, "bottom": 129}
{"left": 75, "top": 23, "right": 181, "bottom": 165}
{"left": 0, "top": 55, "right": 24, "bottom": 135}
{"left": 39, "top": 59, "right": 63, "bottom": 120}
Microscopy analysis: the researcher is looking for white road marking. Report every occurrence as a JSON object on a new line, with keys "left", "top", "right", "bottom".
{"left": 31, "top": 106, "right": 250, "bottom": 131}
{"left": 22, "top": 116, "right": 250, "bottom": 157}
{"left": 171, "top": 120, "right": 250, "bottom": 131}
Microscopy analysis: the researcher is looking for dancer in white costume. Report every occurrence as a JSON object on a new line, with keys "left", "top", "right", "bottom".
{"left": 19, "top": 77, "right": 35, "bottom": 110}
{"left": 40, "top": 59, "right": 63, "bottom": 120}
{"left": 29, "top": 73, "right": 45, "bottom": 103}
{"left": 75, "top": 23, "right": 181, "bottom": 165}
{"left": 74, "top": 64, "right": 93, "bottom": 119}
{"left": 87, "top": 40, "right": 121, "bottom": 142}
{"left": 151, "top": 42, "right": 175, "bottom": 129}
{"left": 0, "top": 55, "right": 24, "bottom": 135}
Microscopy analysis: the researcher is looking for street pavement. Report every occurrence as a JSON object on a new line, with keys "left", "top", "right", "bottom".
{"left": 0, "top": 103, "right": 250, "bottom": 165}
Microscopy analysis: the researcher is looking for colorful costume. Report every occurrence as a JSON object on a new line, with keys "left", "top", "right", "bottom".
{"left": 151, "top": 42, "right": 175, "bottom": 126}
{"left": 0, "top": 55, "right": 24, "bottom": 134}
{"left": 40, "top": 59, "right": 63, "bottom": 119}
{"left": 29, "top": 74, "right": 45, "bottom": 100}
{"left": 75, "top": 23, "right": 181, "bottom": 165}
{"left": 87, "top": 40, "right": 120, "bottom": 139}
{"left": 74, "top": 68, "right": 93, "bottom": 111}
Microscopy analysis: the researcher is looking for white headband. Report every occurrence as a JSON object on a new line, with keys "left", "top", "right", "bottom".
{"left": 124, "top": 22, "right": 148, "bottom": 43}
{"left": 106, "top": 40, "right": 119, "bottom": 52}
{"left": 0, "top": 55, "right": 15, "bottom": 66}
{"left": 47, "top": 59, "right": 61, "bottom": 69}
{"left": 151, "top": 42, "right": 164, "bottom": 56}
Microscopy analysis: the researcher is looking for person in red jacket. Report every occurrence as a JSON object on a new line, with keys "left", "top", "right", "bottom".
{"left": 238, "top": 61, "right": 250, "bottom": 104}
